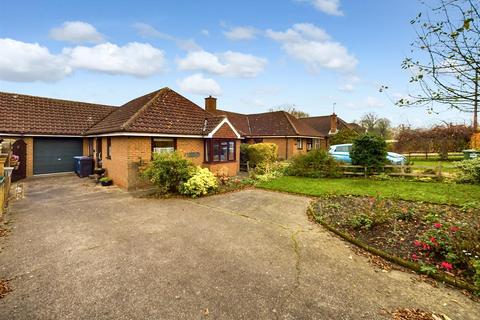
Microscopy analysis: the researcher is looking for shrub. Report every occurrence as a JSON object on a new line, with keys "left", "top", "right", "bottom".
{"left": 180, "top": 167, "right": 218, "bottom": 198}
{"left": 454, "top": 158, "right": 480, "bottom": 184}
{"left": 141, "top": 151, "right": 195, "bottom": 193}
{"left": 286, "top": 149, "right": 340, "bottom": 178}
{"left": 350, "top": 134, "right": 388, "bottom": 172}
{"left": 246, "top": 143, "right": 278, "bottom": 169}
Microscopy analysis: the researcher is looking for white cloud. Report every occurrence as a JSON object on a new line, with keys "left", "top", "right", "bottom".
{"left": 64, "top": 42, "right": 165, "bottom": 77}
{"left": 223, "top": 26, "right": 258, "bottom": 40}
{"left": 132, "top": 22, "right": 201, "bottom": 52}
{"left": 338, "top": 74, "right": 360, "bottom": 92}
{"left": 177, "top": 73, "right": 222, "bottom": 96}
{"left": 133, "top": 22, "right": 173, "bottom": 40}
{"left": 177, "top": 50, "right": 267, "bottom": 78}
{"left": 365, "top": 96, "right": 384, "bottom": 108}
{"left": 300, "top": 0, "right": 343, "bottom": 16}
{"left": 201, "top": 29, "right": 210, "bottom": 37}
{"left": 266, "top": 23, "right": 357, "bottom": 73}
{"left": 0, "top": 38, "right": 71, "bottom": 82}
{"left": 49, "top": 21, "right": 104, "bottom": 44}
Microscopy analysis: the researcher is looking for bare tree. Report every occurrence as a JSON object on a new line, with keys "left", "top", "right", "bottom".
{"left": 398, "top": 0, "right": 480, "bottom": 129}
{"left": 268, "top": 104, "right": 310, "bottom": 119}
{"left": 357, "top": 112, "right": 393, "bottom": 139}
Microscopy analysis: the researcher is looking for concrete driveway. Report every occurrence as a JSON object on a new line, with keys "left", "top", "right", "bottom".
{"left": 0, "top": 175, "right": 478, "bottom": 319}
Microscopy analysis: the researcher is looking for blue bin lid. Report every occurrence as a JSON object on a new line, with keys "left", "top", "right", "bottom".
{"left": 74, "top": 156, "right": 91, "bottom": 159}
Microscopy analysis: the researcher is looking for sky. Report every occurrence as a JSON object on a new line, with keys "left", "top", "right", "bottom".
{"left": 0, "top": 0, "right": 474, "bottom": 127}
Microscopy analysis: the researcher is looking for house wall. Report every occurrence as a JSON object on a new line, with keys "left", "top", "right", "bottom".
{"left": 99, "top": 137, "right": 130, "bottom": 189}
{"left": 24, "top": 137, "right": 34, "bottom": 177}
{"left": 245, "top": 137, "right": 326, "bottom": 160}
{"left": 97, "top": 136, "right": 239, "bottom": 190}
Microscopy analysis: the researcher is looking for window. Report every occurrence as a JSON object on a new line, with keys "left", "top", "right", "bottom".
{"left": 306, "top": 139, "right": 313, "bottom": 151}
{"left": 152, "top": 138, "right": 175, "bottom": 154}
{"left": 106, "top": 137, "right": 112, "bottom": 159}
{"left": 313, "top": 139, "right": 321, "bottom": 150}
{"left": 296, "top": 138, "right": 303, "bottom": 150}
{"left": 205, "top": 139, "right": 236, "bottom": 163}
{"left": 336, "top": 145, "right": 351, "bottom": 153}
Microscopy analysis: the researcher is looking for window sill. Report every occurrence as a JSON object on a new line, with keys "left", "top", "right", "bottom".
{"left": 204, "top": 160, "right": 236, "bottom": 164}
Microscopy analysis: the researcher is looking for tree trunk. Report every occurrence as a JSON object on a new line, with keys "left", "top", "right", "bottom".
{"left": 474, "top": 68, "right": 479, "bottom": 131}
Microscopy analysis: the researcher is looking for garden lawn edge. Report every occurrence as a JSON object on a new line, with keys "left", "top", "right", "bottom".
{"left": 306, "top": 203, "right": 479, "bottom": 294}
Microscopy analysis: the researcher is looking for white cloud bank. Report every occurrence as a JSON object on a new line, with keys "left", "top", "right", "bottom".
{"left": 223, "top": 26, "right": 258, "bottom": 40}
{"left": 0, "top": 38, "right": 166, "bottom": 82}
{"left": 49, "top": 21, "right": 104, "bottom": 44}
{"left": 298, "top": 0, "right": 343, "bottom": 16}
{"left": 177, "top": 73, "right": 222, "bottom": 96}
{"left": 266, "top": 23, "right": 357, "bottom": 73}
{"left": 0, "top": 38, "right": 71, "bottom": 82}
{"left": 177, "top": 50, "right": 267, "bottom": 78}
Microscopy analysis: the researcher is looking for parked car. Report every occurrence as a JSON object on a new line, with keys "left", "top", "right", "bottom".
{"left": 328, "top": 143, "right": 407, "bottom": 165}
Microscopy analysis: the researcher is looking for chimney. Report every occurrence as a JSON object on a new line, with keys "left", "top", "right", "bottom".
{"left": 329, "top": 113, "right": 338, "bottom": 135}
{"left": 205, "top": 95, "right": 217, "bottom": 113}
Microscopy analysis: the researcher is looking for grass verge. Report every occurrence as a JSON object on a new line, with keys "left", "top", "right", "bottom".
{"left": 257, "top": 176, "right": 480, "bottom": 206}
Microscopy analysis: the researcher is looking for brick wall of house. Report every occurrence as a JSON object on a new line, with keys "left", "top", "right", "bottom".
{"left": 23, "top": 137, "right": 34, "bottom": 177}
{"left": 176, "top": 138, "right": 204, "bottom": 166}
{"left": 262, "top": 138, "right": 288, "bottom": 160}
{"left": 213, "top": 123, "right": 238, "bottom": 139}
{"left": 100, "top": 137, "right": 130, "bottom": 189}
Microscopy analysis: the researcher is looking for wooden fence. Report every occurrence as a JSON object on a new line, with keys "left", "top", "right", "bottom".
{"left": 341, "top": 164, "right": 445, "bottom": 178}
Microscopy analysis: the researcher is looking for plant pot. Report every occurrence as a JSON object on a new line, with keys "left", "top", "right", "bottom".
{"left": 100, "top": 180, "right": 113, "bottom": 186}
{"left": 94, "top": 168, "right": 106, "bottom": 175}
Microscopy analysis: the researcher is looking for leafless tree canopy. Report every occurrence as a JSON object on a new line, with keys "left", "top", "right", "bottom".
{"left": 395, "top": 124, "right": 473, "bottom": 159}
{"left": 397, "top": 0, "right": 480, "bottom": 128}
{"left": 268, "top": 104, "right": 310, "bottom": 119}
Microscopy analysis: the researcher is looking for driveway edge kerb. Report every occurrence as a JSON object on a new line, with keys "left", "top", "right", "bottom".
{"left": 306, "top": 202, "right": 479, "bottom": 295}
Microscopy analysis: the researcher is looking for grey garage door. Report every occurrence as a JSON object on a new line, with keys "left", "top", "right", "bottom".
{"left": 33, "top": 138, "right": 83, "bottom": 174}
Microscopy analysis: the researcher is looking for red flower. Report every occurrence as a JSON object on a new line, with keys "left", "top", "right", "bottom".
{"left": 411, "top": 253, "right": 419, "bottom": 261}
{"left": 413, "top": 240, "right": 422, "bottom": 247}
{"left": 450, "top": 226, "right": 460, "bottom": 232}
{"left": 433, "top": 223, "right": 442, "bottom": 229}
{"left": 430, "top": 237, "right": 437, "bottom": 243}
{"left": 440, "top": 261, "right": 453, "bottom": 271}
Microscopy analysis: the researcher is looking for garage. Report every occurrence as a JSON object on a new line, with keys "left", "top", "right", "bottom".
{"left": 33, "top": 138, "right": 83, "bottom": 175}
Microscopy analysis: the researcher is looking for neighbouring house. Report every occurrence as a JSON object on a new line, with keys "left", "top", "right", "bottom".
{"left": 298, "top": 114, "right": 363, "bottom": 146}
{"left": 204, "top": 96, "right": 325, "bottom": 160}
{"left": 0, "top": 88, "right": 241, "bottom": 190}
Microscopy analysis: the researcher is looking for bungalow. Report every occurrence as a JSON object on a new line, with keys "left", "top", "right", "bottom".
{"left": 205, "top": 96, "right": 325, "bottom": 160}
{"left": 298, "top": 114, "right": 363, "bottom": 146}
{"left": 0, "top": 88, "right": 241, "bottom": 190}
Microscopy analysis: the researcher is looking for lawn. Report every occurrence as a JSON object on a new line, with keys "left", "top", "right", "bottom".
{"left": 257, "top": 176, "right": 480, "bottom": 206}
{"left": 408, "top": 159, "right": 460, "bottom": 173}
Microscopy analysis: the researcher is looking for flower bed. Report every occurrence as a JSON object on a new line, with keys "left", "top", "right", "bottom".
{"left": 310, "top": 195, "right": 480, "bottom": 293}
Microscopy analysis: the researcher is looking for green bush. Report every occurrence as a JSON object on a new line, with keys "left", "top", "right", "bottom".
{"left": 246, "top": 143, "right": 278, "bottom": 168}
{"left": 329, "top": 129, "right": 359, "bottom": 145}
{"left": 350, "top": 134, "right": 388, "bottom": 172}
{"left": 180, "top": 167, "right": 218, "bottom": 198}
{"left": 141, "top": 151, "right": 195, "bottom": 193}
{"left": 454, "top": 158, "right": 480, "bottom": 184}
{"left": 286, "top": 149, "right": 340, "bottom": 178}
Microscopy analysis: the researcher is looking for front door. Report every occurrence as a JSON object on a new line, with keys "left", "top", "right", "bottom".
{"left": 12, "top": 139, "right": 26, "bottom": 182}
{"left": 96, "top": 138, "right": 102, "bottom": 168}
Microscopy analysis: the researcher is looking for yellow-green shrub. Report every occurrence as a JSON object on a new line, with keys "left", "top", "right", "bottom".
{"left": 180, "top": 167, "right": 218, "bottom": 198}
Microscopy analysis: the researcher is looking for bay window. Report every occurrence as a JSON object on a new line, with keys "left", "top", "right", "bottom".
{"left": 205, "top": 139, "right": 236, "bottom": 163}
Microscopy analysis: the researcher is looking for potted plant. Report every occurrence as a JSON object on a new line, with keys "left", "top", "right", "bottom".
{"left": 99, "top": 177, "right": 113, "bottom": 186}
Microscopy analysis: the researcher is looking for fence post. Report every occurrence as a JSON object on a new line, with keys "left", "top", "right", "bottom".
{"left": 437, "top": 162, "right": 442, "bottom": 177}
{"left": 364, "top": 166, "right": 367, "bottom": 178}
{"left": 246, "top": 161, "right": 250, "bottom": 172}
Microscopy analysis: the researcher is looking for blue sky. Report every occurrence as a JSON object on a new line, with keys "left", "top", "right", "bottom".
{"left": 0, "top": 0, "right": 473, "bottom": 127}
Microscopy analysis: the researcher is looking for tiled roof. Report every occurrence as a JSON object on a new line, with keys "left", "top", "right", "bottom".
{"left": 0, "top": 91, "right": 116, "bottom": 135}
{"left": 298, "top": 115, "right": 352, "bottom": 136}
{"left": 87, "top": 87, "right": 221, "bottom": 136}
{"left": 214, "top": 109, "right": 323, "bottom": 137}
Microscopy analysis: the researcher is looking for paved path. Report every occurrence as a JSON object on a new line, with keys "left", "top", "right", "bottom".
{"left": 0, "top": 175, "right": 478, "bottom": 319}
